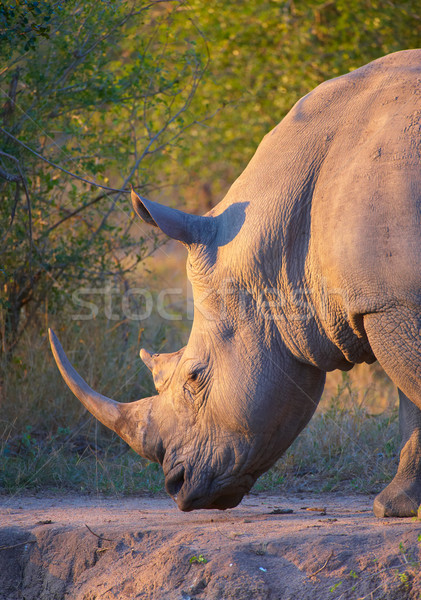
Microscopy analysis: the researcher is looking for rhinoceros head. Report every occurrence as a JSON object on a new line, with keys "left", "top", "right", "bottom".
{"left": 49, "top": 189, "right": 325, "bottom": 511}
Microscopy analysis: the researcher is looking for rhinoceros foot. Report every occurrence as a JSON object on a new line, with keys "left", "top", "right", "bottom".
{"left": 373, "top": 478, "right": 421, "bottom": 518}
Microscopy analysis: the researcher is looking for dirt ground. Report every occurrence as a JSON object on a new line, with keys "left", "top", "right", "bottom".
{"left": 1, "top": 491, "right": 420, "bottom": 600}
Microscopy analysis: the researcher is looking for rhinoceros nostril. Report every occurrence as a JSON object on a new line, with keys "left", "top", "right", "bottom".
{"left": 166, "top": 467, "right": 185, "bottom": 498}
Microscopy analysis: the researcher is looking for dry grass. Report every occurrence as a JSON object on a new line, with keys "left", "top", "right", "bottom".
{"left": 1, "top": 300, "right": 399, "bottom": 498}
{"left": 258, "top": 369, "right": 399, "bottom": 494}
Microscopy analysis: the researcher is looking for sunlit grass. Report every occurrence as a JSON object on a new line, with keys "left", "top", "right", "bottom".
{"left": 0, "top": 304, "right": 186, "bottom": 496}
{"left": 257, "top": 371, "right": 398, "bottom": 495}
{"left": 1, "top": 304, "right": 398, "bottom": 498}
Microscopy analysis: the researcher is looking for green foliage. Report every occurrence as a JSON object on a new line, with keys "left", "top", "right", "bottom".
{"left": 1, "top": 442, "right": 166, "bottom": 494}
{"left": 0, "top": 0, "right": 207, "bottom": 357}
{"left": 169, "top": 1, "right": 421, "bottom": 206}
{"left": 397, "top": 571, "right": 410, "bottom": 588}
{"left": 0, "top": 0, "right": 61, "bottom": 51}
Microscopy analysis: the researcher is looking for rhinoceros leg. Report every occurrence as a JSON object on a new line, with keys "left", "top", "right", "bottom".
{"left": 373, "top": 390, "right": 421, "bottom": 518}
{"left": 363, "top": 310, "right": 421, "bottom": 517}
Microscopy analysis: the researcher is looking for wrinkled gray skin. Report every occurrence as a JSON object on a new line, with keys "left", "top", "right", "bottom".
{"left": 50, "top": 49, "right": 421, "bottom": 516}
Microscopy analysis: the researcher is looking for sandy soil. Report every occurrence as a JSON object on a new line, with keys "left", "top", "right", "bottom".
{"left": 1, "top": 492, "right": 420, "bottom": 600}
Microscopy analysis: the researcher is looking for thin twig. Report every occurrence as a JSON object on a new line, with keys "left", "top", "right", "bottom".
{"left": 42, "top": 190, "right": 124, "bottom": 236}
{"left": 0, "top": 127, "right": 130, "bottom": 193}
{"left": 0, "top": 540, "right": 36, "bottom": 551}
{"left": 18, "top": 163, "right": 33, "bottom": 281}
{"left": 307, "top": 550, "right": 334, "bottom": 578}
{"left": 84, "top": 524, "right": 115, "bottom": 542}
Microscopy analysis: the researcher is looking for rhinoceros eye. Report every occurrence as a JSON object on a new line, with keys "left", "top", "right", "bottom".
{"left": 183, "top": 368, "right": 204, "bottom": 403}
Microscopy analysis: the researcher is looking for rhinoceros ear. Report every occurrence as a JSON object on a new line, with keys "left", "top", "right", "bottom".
{"left": 131, "top": 189, "right": 214, "bottom": 245}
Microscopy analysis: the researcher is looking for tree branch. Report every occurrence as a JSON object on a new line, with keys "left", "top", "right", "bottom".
{"left": 0, "top": 150, "right": 23, "bottom": 182}
{"left": 0, "top": 127, "right": 130, "bottom": 193}
{"left": 0, "top": 165, "right": 21, "bottom": 183}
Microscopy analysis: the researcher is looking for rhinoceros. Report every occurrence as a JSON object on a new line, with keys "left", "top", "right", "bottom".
{"left": 49, "top": 49, "right": 421, "bottom": 517}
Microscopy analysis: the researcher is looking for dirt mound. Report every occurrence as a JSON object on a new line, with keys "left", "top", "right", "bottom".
{"left": 1, "top": 493, "right": 420, "bottom": 599}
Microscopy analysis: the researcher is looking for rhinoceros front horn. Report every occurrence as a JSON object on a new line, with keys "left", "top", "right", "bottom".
{"left": 48, "top": 329, "right": 161, "bottom": 463}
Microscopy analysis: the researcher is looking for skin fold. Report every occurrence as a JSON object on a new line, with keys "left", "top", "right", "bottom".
{"left": 50, "top": 49, "right": 421, "bottom": 516}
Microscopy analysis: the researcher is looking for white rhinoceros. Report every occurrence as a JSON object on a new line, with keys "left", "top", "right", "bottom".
{"left": 50, "top": 49, "right": 421, "bottom": 517}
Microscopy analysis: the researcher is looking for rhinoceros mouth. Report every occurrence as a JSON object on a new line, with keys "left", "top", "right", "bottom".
{"left": 172, "top": 472, "right": 251, "bottom": 511}
{"left": 164, "top": 459, "right": 256, "bottom": 511}
{"left": 176, "top": 488, "right": 246, "bottom": 512}
{"left": 165, "top": 465, "right": 245, "bottom": 511}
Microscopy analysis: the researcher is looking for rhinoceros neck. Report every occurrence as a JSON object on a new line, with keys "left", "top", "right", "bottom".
{"left": 211, "top": 153, "right": 340, "bottom": 369}
{"left": 215, "top": 178, "right": 371, "bottom": 371}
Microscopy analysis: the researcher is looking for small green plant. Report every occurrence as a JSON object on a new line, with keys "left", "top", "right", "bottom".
{"left": 19, "top": 426, "right": 38, "bottom": 458}
{"left": 349, "top": 570, "right": 358, "bottom": 579}
{"left": 398, "top": 540, "right": 418, "bottom": 567}
{"left": 329, "top": 581, "right": 342, "bottom": 592}
{"left": 397, "top": 571, "right": 410, "bottom": 589}
{"left": 189, "top": 554, "right": 208, "bottom": 565}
